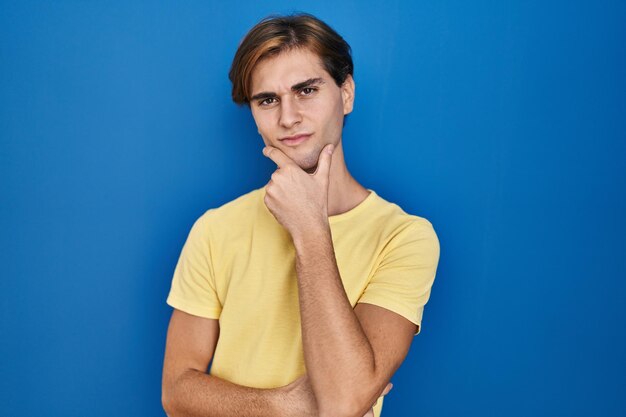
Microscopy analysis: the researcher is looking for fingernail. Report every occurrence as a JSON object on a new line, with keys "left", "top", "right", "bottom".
{"left": 327, "top": 144, "right": 334, "bottom": 154}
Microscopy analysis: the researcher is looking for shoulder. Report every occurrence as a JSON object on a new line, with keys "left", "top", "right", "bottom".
{"left": 368, "top": 190, "right": 438, "bottom": 240}
{"left": 194, "top": 186, "right": 265, "bottom": 229}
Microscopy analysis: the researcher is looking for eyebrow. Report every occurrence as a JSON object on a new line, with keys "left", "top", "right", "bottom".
{"left": 250, "top": 77, "right": 325, "bottom": 102}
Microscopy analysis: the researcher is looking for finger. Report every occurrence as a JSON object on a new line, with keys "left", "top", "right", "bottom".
{"left": 313, "top": 143, "right": 334, "bottom": 178}
{"left": 262, "top": 146, "right": 297, "bottom": 169}
{"left": 362, "top": 409, "right": 374, "bottom": 417}
{"left": 382, "top": 382, "right": 393, "bottom": 396}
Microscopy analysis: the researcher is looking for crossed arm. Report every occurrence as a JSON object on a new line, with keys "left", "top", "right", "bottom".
{"left": 161, "top": 307, "right": 403, "bottom": 417}
{"left": 162, "top": 226, "right": 417, "bottom": 417}
{"left": 161, "top": 310, "right": 307, "bottom": 417}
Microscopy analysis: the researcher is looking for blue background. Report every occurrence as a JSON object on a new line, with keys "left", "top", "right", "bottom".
{"left": 1, "top": 1, "right": 624, "bottom": 416}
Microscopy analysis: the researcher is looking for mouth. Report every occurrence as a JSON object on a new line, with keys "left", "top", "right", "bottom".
{"left": 279, "top": 133, "right": 312, "bottom": 147}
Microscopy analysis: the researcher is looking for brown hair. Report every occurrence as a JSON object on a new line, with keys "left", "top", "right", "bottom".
{"left": 228, "top": 12, "right": 354, "bottom": 107}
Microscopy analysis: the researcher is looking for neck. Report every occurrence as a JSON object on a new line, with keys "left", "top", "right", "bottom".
{"left": 325, "top": 140, "right": 370, "bottom": 217}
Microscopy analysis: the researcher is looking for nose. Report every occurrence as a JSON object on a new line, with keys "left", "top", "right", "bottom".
{"left": 278, "top": 96, "right": 302, "bottom": 129}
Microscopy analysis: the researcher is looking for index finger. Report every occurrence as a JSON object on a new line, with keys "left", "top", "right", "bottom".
{"left": 262, "top": 146, "right": 297, "bottom": 169}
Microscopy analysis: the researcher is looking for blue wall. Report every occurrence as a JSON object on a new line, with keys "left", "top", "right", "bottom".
{"left": 1, "top": 1, "right": 624, "bottom": 416}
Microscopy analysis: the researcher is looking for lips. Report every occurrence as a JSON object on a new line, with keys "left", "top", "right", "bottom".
{"left": 280, "top": 133, "right": 312, "bottom": 141}
{"left": 279, "top": 133, "right": 312, "bottom": 146}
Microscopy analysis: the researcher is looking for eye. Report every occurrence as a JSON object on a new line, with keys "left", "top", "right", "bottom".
{"left": 300, "top": 87, "right": 317, "bottom": 96}
{"left": 258, "top": 97, "right": 277, "bottom": 107}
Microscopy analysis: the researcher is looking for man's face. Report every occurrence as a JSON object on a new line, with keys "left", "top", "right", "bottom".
{"left": 249, "top": 47, "right": 354, "bottom": 173}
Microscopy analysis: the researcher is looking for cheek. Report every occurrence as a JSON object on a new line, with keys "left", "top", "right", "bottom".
{"left": 305, "top": 97, "right": 342, "bottom": 121}
{"left": 299, "top": 105, "right": 340, "bottom": 144}
{"left": 252, "top": 113, "right": 272, "bottom": 135}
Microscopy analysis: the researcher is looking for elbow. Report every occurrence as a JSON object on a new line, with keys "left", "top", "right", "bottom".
{"left": 161, "top": 389, "right": 174, "bottom": 417}
{"left": 319, "top": 382, "right": 384, "bottom": 417}
{"left": 317, "top": 394, "right": 363, "bottom": 417}
{"left": 318, "top": 406, "right": 353, "bottom": 417}
{"left": 161, "top": 380, "right": 179, "bottom": 417}
{"left": 162, "top": 367, "right": 190, "bottom": 417}
{"left": 319, "top": 407, "right": 361, "bottom": 417}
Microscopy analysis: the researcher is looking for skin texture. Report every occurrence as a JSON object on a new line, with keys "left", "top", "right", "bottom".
{"left": 162, "top": 46, "right": 415, "bottom": 417}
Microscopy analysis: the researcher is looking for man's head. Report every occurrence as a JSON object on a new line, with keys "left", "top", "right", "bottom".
{"left": 229, "top": 13, "right": 355, "bottom": 173}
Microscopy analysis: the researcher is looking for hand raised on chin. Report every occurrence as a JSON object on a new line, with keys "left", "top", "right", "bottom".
{"left": 262, "top": 143, "right": 334, "bottom": 238}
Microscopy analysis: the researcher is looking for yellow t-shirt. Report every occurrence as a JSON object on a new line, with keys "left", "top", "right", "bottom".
{"left": 166, "top": 186, "right": 440, "bottom": 416}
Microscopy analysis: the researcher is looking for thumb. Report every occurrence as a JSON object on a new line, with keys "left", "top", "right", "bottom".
{"left": 314, "top": 143, "right": 334, "bottom": 178}
{"left": 382, "top": 382, "right": 393, "bottom": 396}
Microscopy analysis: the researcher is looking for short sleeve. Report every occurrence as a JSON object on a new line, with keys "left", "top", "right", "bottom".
{"left": 357, "top": 219, "right": 440, "bottom": 336}
{"left": 166, "top": 211, "right": 222, "bottom": 319}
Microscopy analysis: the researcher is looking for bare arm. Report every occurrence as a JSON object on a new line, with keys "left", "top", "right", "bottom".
{"left": 162, "top": 309, "right": 315, "bottom": 417}
{"left": 292, "top": 226, "right": 413, "bottom": 417}
{"left": 161, "top": 309, "right": 390, "bottom": 417}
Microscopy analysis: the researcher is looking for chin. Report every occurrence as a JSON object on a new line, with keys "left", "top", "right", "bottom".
{"left": 293, "top": 158, "right": 317, "bottom": 173}
{"left": 294, "top": 149, "right": 321, "bottom": 172}
{"left": 302, "top": 164, "right": 318, "bottom": 175}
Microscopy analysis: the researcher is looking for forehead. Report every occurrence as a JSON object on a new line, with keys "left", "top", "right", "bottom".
{"left": 250, "top": 48, "right": 328, "bottom": 95}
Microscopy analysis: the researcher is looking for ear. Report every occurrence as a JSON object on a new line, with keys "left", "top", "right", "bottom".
{"left": 341, "top": 74, "right": 355, "bottom": 115}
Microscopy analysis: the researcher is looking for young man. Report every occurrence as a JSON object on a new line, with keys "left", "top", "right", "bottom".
{"left": 162, "top": 12, "right": 440, "bottom": 417}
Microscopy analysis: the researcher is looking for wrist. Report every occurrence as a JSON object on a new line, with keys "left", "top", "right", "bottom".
{"left": 291, "top": 219, "right": 331, "bottom": 250}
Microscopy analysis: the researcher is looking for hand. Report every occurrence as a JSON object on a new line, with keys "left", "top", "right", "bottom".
{"left": 262, "top": 144, "right": 334, "bottom": 237}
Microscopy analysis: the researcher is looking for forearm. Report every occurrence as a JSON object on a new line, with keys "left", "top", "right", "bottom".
{"left": 292, "top": 225, "right": 376, "bottom": 415}
{"left": 163, "top": 369, "right": 298, "bottom": 417}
